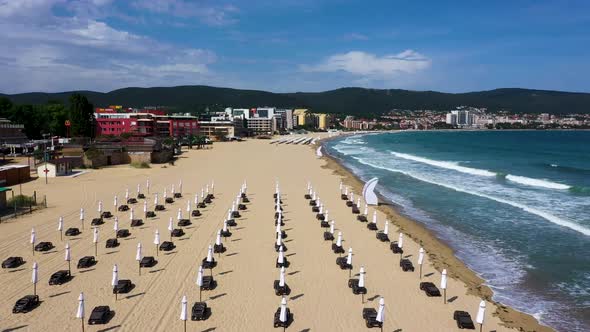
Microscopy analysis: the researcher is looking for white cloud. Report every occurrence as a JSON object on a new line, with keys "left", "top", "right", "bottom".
{"left": 301, "top": 50, "right": 432, "bottom": 78}
{"left": 133, "top": 0, "right": 239, "bottom": 26}
{"left": 0, "top": 1, "right": 219, "bottom": 93}
{"left": 344, "top": 33, "right": 369, "bottom": 41}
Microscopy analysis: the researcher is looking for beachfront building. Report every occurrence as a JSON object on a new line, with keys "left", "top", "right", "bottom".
{"left": 246, "top": 117, "right": 277, "bottom": 136}
{"left": 198, "top": 120, "right": 235, "bottom": 140}
{"left": 311, "top": 113, "right": 329, "bottom": 130}
{"left": 342, "top": 116, "right": 375, "bottom": 130}
{"left": 293, "top": 109, "right": 309, "bottom": 126}
{"left": 275, "top": 109, "right": 294, "bottom": 130}
{"left": 445, "top": 109, "right": 475, "bottom": 127}
{"left": 94, "top": 109, "right": 199, "bottom": 138}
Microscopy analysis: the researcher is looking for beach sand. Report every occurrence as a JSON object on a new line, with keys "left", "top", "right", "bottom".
{"left": 0, "top": 136, "right": 550, "bottom": 331}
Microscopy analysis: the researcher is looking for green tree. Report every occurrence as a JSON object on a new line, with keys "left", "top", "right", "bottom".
{"left": 0, "top": 97, "right": 12, "bottom": 116}
{"left": 69, "top": 94, "right": 94, "bottom": 138}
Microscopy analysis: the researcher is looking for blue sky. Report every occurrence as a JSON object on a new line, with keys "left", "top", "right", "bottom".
{"left": 1, "top": 0, "right": 589, "bottom": 94}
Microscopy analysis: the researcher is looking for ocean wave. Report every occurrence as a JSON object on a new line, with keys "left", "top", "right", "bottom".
{"left": 545, "top": 163, "right": 590, "bottom": 174}
{"left": 390, "top": 151, "right": 497, "bottom": 176}
{"left": 504, "top": 175, "right": 571, "bottom": 190}
{"left": 390, "top": 151, "right": 571, "bottom": 190}
{"left": 354, "top": 157, "right": 590, "bottom": 236}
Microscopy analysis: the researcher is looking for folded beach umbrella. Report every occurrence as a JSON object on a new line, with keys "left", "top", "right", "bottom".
{"left": 186, "top": 200, "right": 191, "bottom": 213}
{"left": 376, "top": 297, "right": 385, "bottom": 324}
{"left": 383, "top": 221, "right": 389, "bottom": 236}
{"left": 476, "top": 300, "right": 486, "bottom": 331}
{"left": 177, "top": 208, "right": 182, "bottom": 221}
{"left": 276, "top": 231, "right": 282, "bottom": 248}
{"left": 196, "top": 266, "right": 204, "bottom": 301}
{"left": 279, "top": 297, "right": 288, "bottom": 326}
{"left": 359, "top": 266, "right": 366, "bottom": 287}
{"left": 76, "top": 292, "right": 85, "bottom": 331}
{"left": 441, "top": 269, "right": 448, "bottom": 303}
{"left": 206, "top": 185, "right": 209, "bottom": 196}
{"left": 154, "top": 193, "right": 159, "bottom": 206}
{"left": 136, "top": 243, "right": 143, "bottom": 275}
{"left": 58, "top": 217, "right": 64, "bottom": 240}
{"left": 278, "top": 246, "right": 285, "bottom": 265}
{"left": 216, "top": 230, "right": 222, "bottom": 246}
{"left": 201, "top": 188, "right": 204, "bottom": 199}
{"left": 350, "top": 191, "right": 354, "bottom": 202}
{"left": 194, "top": 193, "right": 199, "bottom": 207}
{"left": 223, "top": 220, "right": 228, "bottom": 233}
{"left": 339, "top": 180, "right": 342, "bottom": 191}
{"left": 113, "top": 217, "right": 119, "bottom": 234}
{"left": 398, "top": 233, "right": 404, "bottom": 249}
{"left": 324, "top": 210, "right": 329, "bottom": 222}
{"left": 171, "top": 184, "right": 175, "bottom": 196}
{"left": 319, "top": 204, "right": 323, "bottom": 215}
{"left": 312, "top": 191, "right": 316, "bottom": 201}
{"left": 112, "top": 264, "right": 119, "bottom": 300}
{"left": 371, "top": 211, "right": 378, "bottom": 228}
{"left": 80, "top": 208, "right": 85, "bottom": 229}
{"left": 206, "top": 244, "right": 214, "bottom": 263}
{"left": 279, "top": 266, "right": 286, "bottom": 287}
{"left": 137, "top": 183, "right": 141, "bottom": 196}
{"left": 154, "top": 229, "right": 160, "bottom": 256}
{"left": 143, "top": 200, "right": 148, "bottom": 215}
{"left": 336, "top": 232, "right": 342, "bottom": 248}
{"left": 168, "top": 218, "right": 174, "bottom": 236}
{"left": 32, "top": 262, "right": 38, "bottom": 296}
{"left": 125, "top": 188, "right": 129, "bottom": 201}
{"left": 330, "top": 221, "right": 335, "bottom": 235}
{"left": 231, "top": 202, "right": 236, "bottom": 213}
{"left": 93, "top": 227, "right": 99, "bottom": 256}
{"left": 180, "top": 295, "right": 188, "bottom": 332}
{"left": 226, "top": 209, "right": 232, "bottom": 221}
{"left": 178, "top": 180, "right": 182, "bottom": 194}
{"left": 275, "top": 221, "right": 281, "bottom": 235}
{"left": 211, "top": 180, "right": 215, "bottom": 194}
{"left": 98, "top": 200, "right": 103, "bottom": 215}
{"left": 146, "top": 179, "right": 150, "bottom": 193}
{"left": 344, "top": 187, "right": 348, "bottom": 196}
{"left": 347, "top": 248, "right": 353, "bottom": 265}
{"left": 30, "top": 228, "right": 36, "bottom": 254}
{"left": 61, "top": 244, "right": 70, "bottom": 276}
{"left": 308, "top": 188, "right": 312, "bottom": 197}
{"left": 113, "top": 195, "right": 118, "bottom": 208}
{"left": 163, "top": 188, "right": 168, "bottom": 199}
{"left": 359, "top": 266, "right": 366, "bottom": 303}
{"left": 364, "top": 204, "right": 368, "bottom": 216}
{"left": 357, "top": 198, "right": 361, "bottom": 208}
{"left": 418, "top": 248, "right": 425, "bottom": 278}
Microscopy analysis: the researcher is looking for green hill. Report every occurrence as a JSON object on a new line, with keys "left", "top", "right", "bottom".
{"left": 1, "top": 86, "right": 589, "bottom": 115}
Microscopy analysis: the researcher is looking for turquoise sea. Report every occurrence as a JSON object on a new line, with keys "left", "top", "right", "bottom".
{"left": 325, "top": 130, "right": 590, "bottom": 332}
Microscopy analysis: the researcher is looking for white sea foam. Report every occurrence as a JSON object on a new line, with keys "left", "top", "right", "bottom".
{"left": 505, "top": 174, "right": 571, "bottom": 190}
{"left": 355, "top": 157, "right": 590, "bottom": 236}
{"left": 390, "top": 151, "right": 571, "bottom": 190}
{"left": 390, "top": 151, "right": 497, "bottom": 176}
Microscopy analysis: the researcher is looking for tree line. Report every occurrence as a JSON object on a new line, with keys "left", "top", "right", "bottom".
{"left": 0, "top": 94, "right": 95, "bottom": 139}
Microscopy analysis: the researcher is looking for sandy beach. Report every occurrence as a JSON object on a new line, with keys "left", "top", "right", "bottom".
{"left": 0, "top": 136, "right": 550, "bottom": 331}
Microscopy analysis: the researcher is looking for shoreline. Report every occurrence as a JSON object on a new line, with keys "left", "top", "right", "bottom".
{"left": 319, "top": 135, "right": 554, "bottom": 332}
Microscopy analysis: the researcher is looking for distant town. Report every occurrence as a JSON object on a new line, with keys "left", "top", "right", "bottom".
{"left": 0, "top": 98, "right": 588, "bottom": 174}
